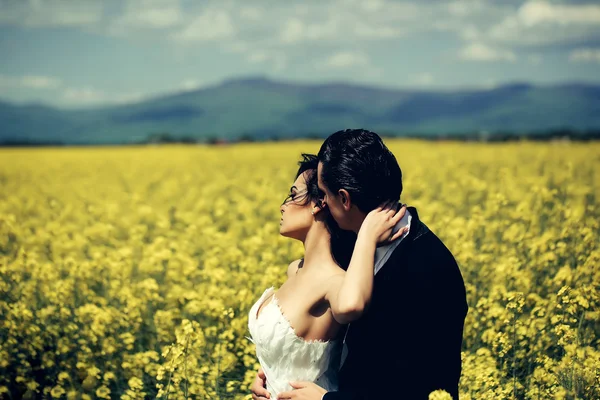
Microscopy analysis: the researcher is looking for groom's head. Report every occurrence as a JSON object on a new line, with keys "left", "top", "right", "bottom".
{"left": 317, "top": 129, "right": 402, "bottom": 232}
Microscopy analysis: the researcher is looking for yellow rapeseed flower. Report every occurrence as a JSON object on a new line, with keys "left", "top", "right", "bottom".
{"left": 0, "top": 141, "right": 598, "bottom": 399}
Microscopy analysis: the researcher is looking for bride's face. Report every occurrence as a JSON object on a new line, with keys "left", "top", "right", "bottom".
{"left": 279, "top": 171, "right": 317, "bottom": 240}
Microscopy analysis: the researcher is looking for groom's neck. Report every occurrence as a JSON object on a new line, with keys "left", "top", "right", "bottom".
{"left": 347, "top": 212, "right": 367, "bottom": 234}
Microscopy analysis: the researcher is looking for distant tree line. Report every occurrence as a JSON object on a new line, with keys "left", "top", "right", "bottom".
{"left": 134, "top": 129, "right": 600, "bottom": 144}
{"left": 1, "top": 128, "right": 600, "bottom": 147}
{"left": 386, "top": 128, "right": 600, "bottom": 143}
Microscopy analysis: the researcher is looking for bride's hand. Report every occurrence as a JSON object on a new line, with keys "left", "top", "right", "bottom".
{"left": 251, "top": 368, "right": 270, "bottom": 399}
{"left": 358, "top": 202, "right": 407, "bottom": 245}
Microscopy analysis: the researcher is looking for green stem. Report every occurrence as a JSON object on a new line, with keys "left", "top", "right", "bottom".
{"left": 164, "top": 346, "right": 176, "bottom": 400}
{"left": 184, "top": 335, "right": 189, "bottom": 400}
{"left": 512, "top": 314, "right": 517, "bottom": 399}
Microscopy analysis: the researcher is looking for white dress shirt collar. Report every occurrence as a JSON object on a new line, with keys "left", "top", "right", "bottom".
{"left": 373, "top": 208, "right": 412, "bottom": 275}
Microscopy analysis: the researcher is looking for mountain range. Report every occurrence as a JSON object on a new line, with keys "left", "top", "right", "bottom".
{"left": 2, "top": 77, "right": 600, "bottom": 145}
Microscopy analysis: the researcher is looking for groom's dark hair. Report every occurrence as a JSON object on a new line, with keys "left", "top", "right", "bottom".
{"left": 293, "top": 153, "right": 356, "bottom": 270}
{"left": 318, "top": 129, "right": 402, "bottom": 213}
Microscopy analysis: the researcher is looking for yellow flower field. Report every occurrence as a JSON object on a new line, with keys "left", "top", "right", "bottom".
{"left": 0, "top": 140, "right": 598, "bottom": 399}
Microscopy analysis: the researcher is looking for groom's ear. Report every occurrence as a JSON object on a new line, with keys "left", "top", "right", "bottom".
{"left": 338, "top": 189, "right": 352, "bottom": 211}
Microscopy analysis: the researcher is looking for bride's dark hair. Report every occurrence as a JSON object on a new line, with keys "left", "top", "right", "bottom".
{"left": 288, "top": 153, "right": 357, "bottom": 270}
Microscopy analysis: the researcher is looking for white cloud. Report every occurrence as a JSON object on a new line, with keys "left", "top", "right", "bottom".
{"left": 135, "top": 8, "right": 181, "bottom": 28}
{"left": 276, "top": 0, "right": 421, "bottom": 45}
{"left": 280, "top": 16, "right": 340, "bottom": 43}
{"left": 172, "top": 8, "right": 235, "bottom": 41}
{"left": 361, "top": 0, "right": 385, "bottom": 13}
{"left": 110, "top": 0, "right": 183, "bottom": 34}
{"left": 480, "top": 79, "right": 498, "bottom": 90}
{"left": 412, "top": 72, "right": 434, "bottom": 86}
{"left": 221, "top": 35, "right": 288, "bottom": 71}
{"left": 355, "top": 24, "right": 403, "bottom": 39}
{"left": 0, "top": 0, "right": 103, "bottom": 28}
{"left": 569, "top": 48, "right": 600, "bottom": 63}
{"left": 280, "top": 18, "right": 305, "bottom": 43}
{"left": 433, "top": 1, "right": 509, "bottom": 36}
{"left": 489, "top": 1, "right": 600, "bottom": 45}
{"left": 63, "top": 87, "right": 106, "bottom": 103}
{"left": 112, "top": 92, "right": 146, "bottom": 104}
{"left": 222, "top": 37, "right": 287, "bottom": 71}
{"left": 246, "top": 50, "right": 287, "bottom": 71}
{"left": 376, "top": 1, "right": 421, "bottom": 21}
{"left": 459, "top": 42, "right": 516, "bottom": 62}
{"left": 0, "top": 74, "right": 62, "bottom": 89}
{"left": 322, "top": 51, "right": 370, "bottom": 69}
{"left": 517, "top": 1, "right": 600, "bottom": 26}
{"left": 20, "top": 75, "right": 62, "bottom": 89}
{"left": 279, "top": 10, "right": 405, "bottom": 44}
{"left": 62, "top": 86, "right": 145, "bottom": 105}
{"left": 247, "top": 52, "right": 268, "bottom": 63}
{"left": 180, "top": 79, "right": 206, "bottom": 91}
{"left": 460, "top": 25, "right": 480, "bottom": 41}
{"left": 528, "top": 54, "right": 542, "bottom": 65}
{"left": 239, "top": 6, "right": 262, "bottom": 21}
{"left": 447, "top": 0, "right": 488, "bottom": 18}
{"left": 433, "top": 20, "right": 481, "bottom": 41}
{"left": 224, "top": 41, "right": 250, "bottom": 54}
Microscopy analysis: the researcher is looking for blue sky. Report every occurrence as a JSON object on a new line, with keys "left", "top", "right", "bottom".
{"left": 1, "top": 0, "right": 599, "bottom": 109}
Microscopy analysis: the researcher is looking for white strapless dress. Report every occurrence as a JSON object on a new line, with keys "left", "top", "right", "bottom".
{"left": 247, "top": 287, "right": 342, "bottom": 398}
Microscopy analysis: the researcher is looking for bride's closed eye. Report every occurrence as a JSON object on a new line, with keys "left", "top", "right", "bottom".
{"left": 282, "top": 191, "right": 297, "bottom": 205}
{"left": 283, "top": 185, "right": 297, "bottom": 204}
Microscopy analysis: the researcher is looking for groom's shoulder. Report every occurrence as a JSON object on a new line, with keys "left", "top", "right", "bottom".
{"left": 385, "top": 222, "right": 464, "bottom": 296}
{"left": 404, "top": 208, "right": 444, "bottom": 246}
{"left": 392, "top": 208, "right": 458, "bottom": 268}
{"left": 410, "top": 224, "right": 457, "bottom": 266}
{"left": 415, "top": 223, "right": 454, "bottom": 256}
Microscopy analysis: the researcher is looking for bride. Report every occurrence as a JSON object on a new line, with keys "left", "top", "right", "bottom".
{"left": 248, "top": 154, "right": 407, "bottom": 399}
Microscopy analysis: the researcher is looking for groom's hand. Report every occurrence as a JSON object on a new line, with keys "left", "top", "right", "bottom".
{"left": 251, "top": 368, "right": 271, "bottom": 399}
{"left": 277, "top": 381, "right": 326, "bottom": 399}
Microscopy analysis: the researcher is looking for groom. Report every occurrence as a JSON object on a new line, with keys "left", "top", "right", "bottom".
{"left": 252, "top": 129, "right": 468, "bottom": 400}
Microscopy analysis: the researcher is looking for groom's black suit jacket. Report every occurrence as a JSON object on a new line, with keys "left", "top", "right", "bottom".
{"left": 324, "top": 207, "right": 468, "bottom": 400}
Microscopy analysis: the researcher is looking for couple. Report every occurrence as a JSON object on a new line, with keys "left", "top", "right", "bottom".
{"left": 248, "top": 129, "right": 468, "bottom": 400}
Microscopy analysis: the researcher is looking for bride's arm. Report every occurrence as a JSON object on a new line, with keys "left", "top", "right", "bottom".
{"left": 326, "top": 204, "right": 407, "bottom": 325}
